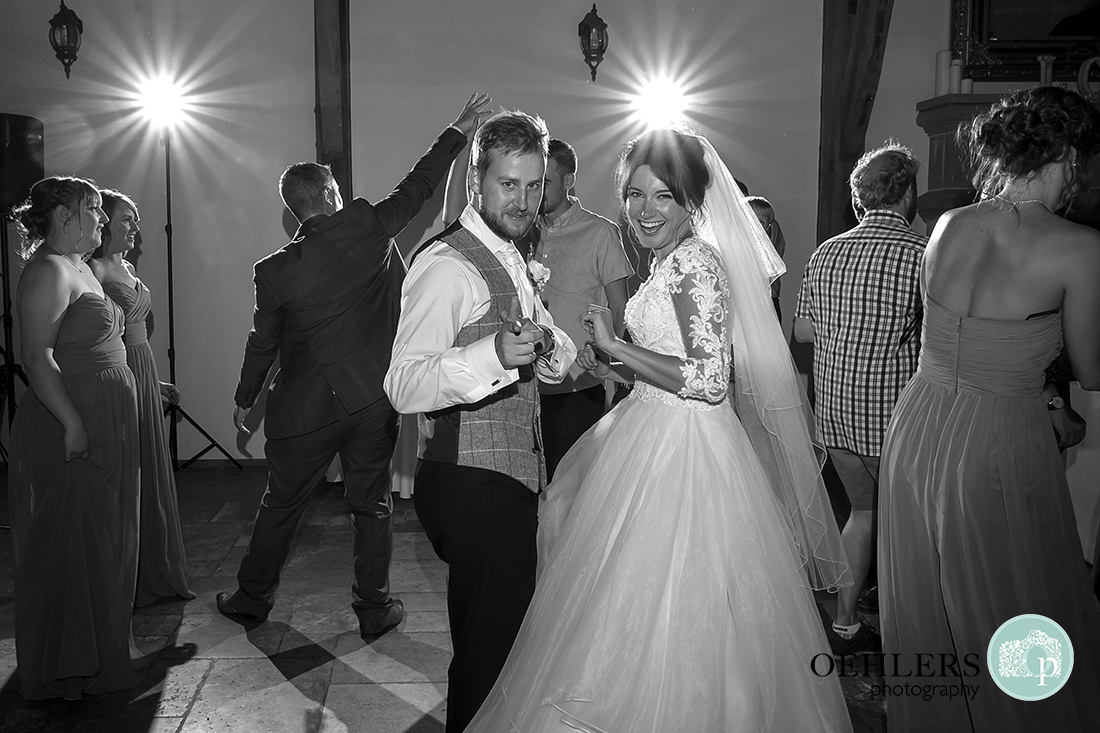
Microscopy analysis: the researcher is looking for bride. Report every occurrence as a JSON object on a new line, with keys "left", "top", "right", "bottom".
{"left": 463, "top": 128, "right": 853, "bottom": 732}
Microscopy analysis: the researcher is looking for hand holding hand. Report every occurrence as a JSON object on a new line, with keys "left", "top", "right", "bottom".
{"left": 233, "top": 405, "right": 252, "bottom": 436}
{"left": 453, "top": 93, "right": 493, "bottom": 137}
{"left": 495, "top": 297, "right": 544, "bottom": 368}
{"left": 580, "top": 304, "right": 616, "bottom": 352}
{"left": 160, "top": 381, "right": 181, "bottom": 406}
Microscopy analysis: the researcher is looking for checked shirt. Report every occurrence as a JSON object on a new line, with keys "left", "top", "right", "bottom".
{"left": 795, "top": 209, "right": 926, "bottom": 456}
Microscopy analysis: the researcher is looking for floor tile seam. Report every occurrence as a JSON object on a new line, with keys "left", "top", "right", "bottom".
{"left": 171, "top": 655, "right": 218, "bottom": 729}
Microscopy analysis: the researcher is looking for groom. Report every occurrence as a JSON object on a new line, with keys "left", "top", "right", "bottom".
{"left": 384, "top": 110, "right": 576, "bottom": 733}
{"left": 219, "top": 95, "right": 489, "bottom": 638}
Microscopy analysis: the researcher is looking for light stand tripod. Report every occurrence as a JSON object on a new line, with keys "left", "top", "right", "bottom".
{"left": 0, "top": 212, "right": 29, "bottom": 460}
{"left": 160, "top": 129, "right": 240, "bottom": 470}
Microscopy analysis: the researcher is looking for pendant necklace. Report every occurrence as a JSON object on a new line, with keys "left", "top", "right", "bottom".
{"left": 993, "top": 195, "right": 1052, "bottom": 213}
{"left": 44, "top": 246, "right": 87, "bottom": 274}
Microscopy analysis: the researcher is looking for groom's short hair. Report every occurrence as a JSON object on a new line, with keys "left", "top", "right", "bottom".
{"left": 472, "top": 111, "right": 549, "bottom": 181}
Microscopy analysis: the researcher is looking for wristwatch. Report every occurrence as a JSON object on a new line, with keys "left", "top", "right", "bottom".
{"left": 533, "top": 325, "right": 555, "bottom": 356}
{"left": 1047, "top": 394, "right": 1066, "bottom": 411}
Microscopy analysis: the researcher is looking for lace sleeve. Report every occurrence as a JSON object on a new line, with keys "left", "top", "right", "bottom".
{"left": 667, "top": 242, "right": 730, "bottom": 403}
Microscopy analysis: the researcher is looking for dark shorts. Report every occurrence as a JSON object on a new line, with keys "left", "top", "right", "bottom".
{"left": 827, "top": 447, "right": 880, "bottom": 512}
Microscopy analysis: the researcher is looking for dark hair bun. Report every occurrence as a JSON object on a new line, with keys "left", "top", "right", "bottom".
{"left": 962, "top": 86, "right": 1100, "bottom": 199}
{"left": 11, "top": 176, "right": 99, "bottom": 259}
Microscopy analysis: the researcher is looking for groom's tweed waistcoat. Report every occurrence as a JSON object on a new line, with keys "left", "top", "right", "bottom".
{"left": 421, "top": 226, "right": 543, "bottom": 491}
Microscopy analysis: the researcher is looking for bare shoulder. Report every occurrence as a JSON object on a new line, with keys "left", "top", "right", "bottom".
{"left": 929, "top": 203, "right": 982, "bottom": 241}
{"left": 88, "top": 257, "right": 108, "bottom": 280}
{"left": 19, "top": 254, "right": 67, "bottom": 292}
{"left": 1043, "top": 217, "right": 1100, "bottom": 265}
{"left": 16, "top": 254, "right": 72, "bottom": 311}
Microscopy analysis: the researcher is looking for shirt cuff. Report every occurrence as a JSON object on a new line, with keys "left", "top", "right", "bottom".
{"left": 536, "top": 325, "right": 576, "bottom": 383}
{"left": 464, "top": 332, "right": 517, "bottom": 401}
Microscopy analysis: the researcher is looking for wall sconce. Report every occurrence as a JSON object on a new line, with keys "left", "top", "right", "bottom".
{"left": 578, "top": 4, "right": 609, "bottom": 82}
{"left": 49, "top": 1, "right": 83, "bottom": 79}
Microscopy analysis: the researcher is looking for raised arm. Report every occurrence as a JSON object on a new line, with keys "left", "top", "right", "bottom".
{"left": 375, "top": 93, "right": 491, "bottom": 236}
{"left": 442, "top": 138, "right": 473, "bottom": 226}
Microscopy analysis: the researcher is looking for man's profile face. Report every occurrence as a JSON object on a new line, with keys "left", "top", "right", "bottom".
{"left": 540, "top": 158, "right": 571, "bottom": 217}
{"left": 471, "top": 149, "right": 545, "bottom": 241}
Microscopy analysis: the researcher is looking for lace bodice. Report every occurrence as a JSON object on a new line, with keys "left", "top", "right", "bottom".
{"left": 625, "top": 238, "right": 729, "bottom": 406}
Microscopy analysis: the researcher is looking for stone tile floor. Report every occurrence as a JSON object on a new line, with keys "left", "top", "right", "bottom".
{"left": 0, "top": 467, "right": 885, "bottom": 732}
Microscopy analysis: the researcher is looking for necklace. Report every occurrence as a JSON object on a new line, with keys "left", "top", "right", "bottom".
{"left": 43, "top": 246, "right": 87, "bottom": 273}
{"left": 992, "top": 195, "right": 1052, "bottom": 213}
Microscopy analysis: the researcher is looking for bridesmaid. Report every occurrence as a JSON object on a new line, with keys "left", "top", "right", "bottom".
{"left": 90, "top": 189, "right": 195, "bottom": 606}
{"left": 10, "top": 176, "right": 142, "bottom": 699}
{"left": 89, "top": 188, "right": 195, "bottom": 603}
{"left": 879, "top": 86, "right": 1100, "bottom": 732}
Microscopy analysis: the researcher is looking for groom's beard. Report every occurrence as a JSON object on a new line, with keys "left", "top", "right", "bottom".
{"left": 480, "top": 203, "right": 536, "bottom": 242}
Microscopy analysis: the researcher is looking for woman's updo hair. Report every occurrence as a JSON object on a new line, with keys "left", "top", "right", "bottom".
{"left": 962, "top": 85, "right": 1100, "bottom": 203}
{"left": 12, "top": 176, "right": 100, "bottom": 259}
{"left": 92, "top": 189, "right": 138, "bottom": 259}
{"left": 615, "top": 128, "right": 711, "bottom": 215}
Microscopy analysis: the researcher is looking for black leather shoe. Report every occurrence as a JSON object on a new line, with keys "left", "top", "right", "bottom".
{"left": 216, "top": 590, "right": 268, "bottom": 621}
{"left": 359, "top": 599, "right": 404, "bottom": 639}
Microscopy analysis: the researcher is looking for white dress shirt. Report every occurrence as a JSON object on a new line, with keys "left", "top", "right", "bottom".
{"left": 384, "top": 205, "right": 576, "bottom": 415}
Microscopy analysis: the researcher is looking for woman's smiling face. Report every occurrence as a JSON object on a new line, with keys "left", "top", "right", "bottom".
{"left": 625, "top": 164, "right": 690, "bottom": 262}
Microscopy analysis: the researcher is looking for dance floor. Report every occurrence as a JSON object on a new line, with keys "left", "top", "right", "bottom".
{"left": 0, "top": 466, "right": 885, "bottom": 732}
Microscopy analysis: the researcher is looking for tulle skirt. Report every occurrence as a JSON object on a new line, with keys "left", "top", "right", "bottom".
{"left": 465, "top": 383, "right": 852, "bottom": 732}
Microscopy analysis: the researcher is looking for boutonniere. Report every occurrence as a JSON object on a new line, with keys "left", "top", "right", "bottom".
{"left": 528, "top": 259, "right": 551, "bottom": 294}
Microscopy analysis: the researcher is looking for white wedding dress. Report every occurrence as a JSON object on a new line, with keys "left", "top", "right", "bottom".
{"left": 464, "top": 238, "right": 853, "bottom": 733}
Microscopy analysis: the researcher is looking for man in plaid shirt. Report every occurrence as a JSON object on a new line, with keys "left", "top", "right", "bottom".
{"left": 794, "top": 143, "right": 925, "bottom": 655}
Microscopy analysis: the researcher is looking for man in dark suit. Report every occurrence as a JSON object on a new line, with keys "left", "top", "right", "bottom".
{"left": 217, "top": 94, "right": 490, "bottom": 638}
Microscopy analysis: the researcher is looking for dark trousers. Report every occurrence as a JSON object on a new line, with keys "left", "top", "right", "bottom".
{"left": 236, "top": 396, "right": 399, "bottom": 622}
{"left": 540, "top": 384, "right": 605, "bottom": 481}
{"left": 414, "top": 459, "right": 538, "bottom": 733}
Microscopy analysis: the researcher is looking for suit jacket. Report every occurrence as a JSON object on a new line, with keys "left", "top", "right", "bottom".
{"left": 234, "top": 127, "right": 467, "bottom": 440}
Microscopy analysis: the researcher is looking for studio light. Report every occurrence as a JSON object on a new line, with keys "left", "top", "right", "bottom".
{"left": 137, "top": 76, "right": 189, "bottom": 130}
{"left": 137, "top": 75, "right": 240, "bottom": 470}
{"left": 632, "top": 77, "right": 688, "bottom": 129}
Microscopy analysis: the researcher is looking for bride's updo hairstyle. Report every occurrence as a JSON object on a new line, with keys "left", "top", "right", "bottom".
{"left": 615, "top": 128, "right": 711, "bottom": 216}
{"left": 12, "top": 175, "right": 100, "bottom": 259}
{"left": 962, "top": 85, "right": 1100, "bottom": 205}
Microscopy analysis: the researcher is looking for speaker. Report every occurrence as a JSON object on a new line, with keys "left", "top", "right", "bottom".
{"left": 1, "top": 114, "right": 45, "bottom": 214}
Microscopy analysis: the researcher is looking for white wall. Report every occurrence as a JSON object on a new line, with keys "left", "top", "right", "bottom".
{"left": 6, "top": 0, "right": 965, "bottom": 461}
{"left": 0, "top": 0, "right": 314, "bottom": 461}
{"left": 864, "top": 0, "right": 951, "bottom": 236}
{"left": 349, "top": 0, "right": 825, "bottom": 332}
